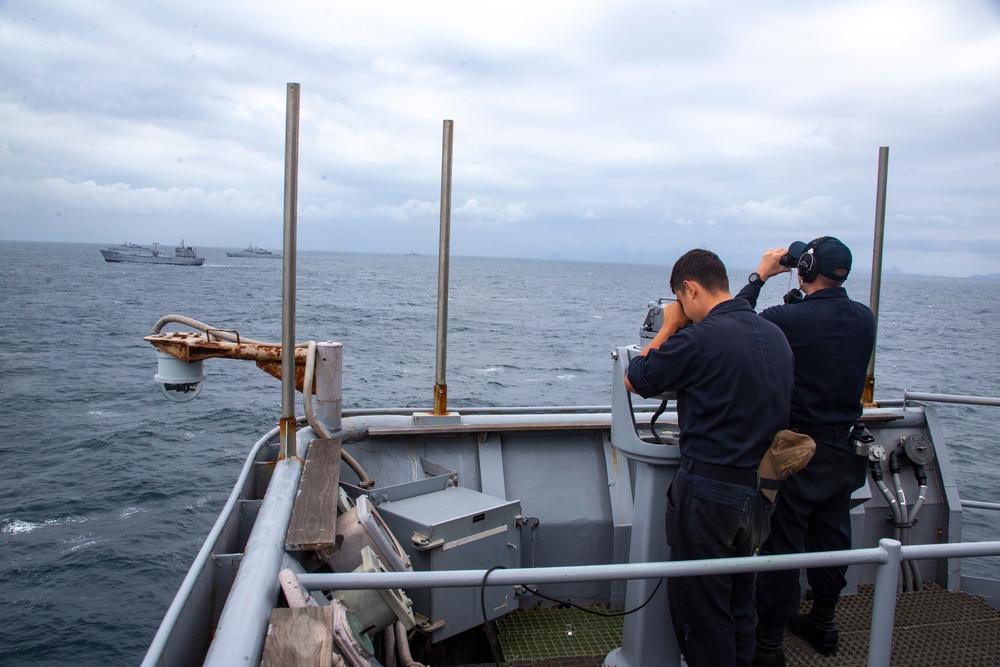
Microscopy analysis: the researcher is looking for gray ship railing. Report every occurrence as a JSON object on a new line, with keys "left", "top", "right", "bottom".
{"left": 903, "top": 391, "right": 1000, "bottom": 513}
{"left": 903, "top": 391, "right": 1000, "bottom": 408}
{"left": 298, "top": 538, "right": 1000, "bottom": 667}
{"left": 962, "top": 500, "right": 1000, "bottom": 511}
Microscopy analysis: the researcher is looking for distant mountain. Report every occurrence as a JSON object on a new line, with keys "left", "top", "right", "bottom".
{"left": 596, "top": 247, "right": 671, "bottom": 265}
{"left": 885, "top": 265, "right": 905, "bottom": 275}
{"left": 969, "top": 272, "right": 1000, "bottom": 280}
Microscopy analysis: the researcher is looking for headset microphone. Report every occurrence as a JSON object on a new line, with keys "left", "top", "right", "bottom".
{"left": 783, "top": 289, "right": 803, "bottom": 305}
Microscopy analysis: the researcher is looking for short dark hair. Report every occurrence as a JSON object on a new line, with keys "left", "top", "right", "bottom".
{"left": 670, "top": 249, "right": 729, "bottom": 294}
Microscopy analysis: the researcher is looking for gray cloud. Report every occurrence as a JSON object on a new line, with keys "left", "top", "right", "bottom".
{"left": 1, "top": 0, "right": 998, "bottom": 275}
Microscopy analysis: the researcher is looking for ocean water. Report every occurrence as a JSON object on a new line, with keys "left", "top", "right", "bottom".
{"left": 1, "top": 240, "right": 999, "bottom": 665}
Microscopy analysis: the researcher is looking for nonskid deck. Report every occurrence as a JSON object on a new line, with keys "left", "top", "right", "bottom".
{"left": 456, "top": 583, "right": 1000, "bottom": 666}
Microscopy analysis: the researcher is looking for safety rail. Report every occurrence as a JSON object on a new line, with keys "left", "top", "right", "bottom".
{"left": 902, "top": 391, "right": 1000, "bottom": 407}
{"left": 962, "top": 500, "right": 1000, "bottom": 511}
{"left": 904, "top": 392, "right": 1000, "bottom": 513}
{"left": 298, "top": 538, "right": 1000, "bottom": 667}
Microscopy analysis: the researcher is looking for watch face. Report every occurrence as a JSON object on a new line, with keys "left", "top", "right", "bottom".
{"left": 749, "top": 272, "right": 762, "bottom": 284}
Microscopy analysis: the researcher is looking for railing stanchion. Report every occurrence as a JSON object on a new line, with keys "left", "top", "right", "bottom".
{"left": 868, "top": 538, "right": 901, "bottom": 667}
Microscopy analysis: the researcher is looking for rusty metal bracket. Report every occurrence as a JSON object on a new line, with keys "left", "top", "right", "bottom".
{"left": 144, "top": 331, "right": 312, "bottom": 391}
{"left": 205, "top": 328, "right": 240, "bottom": 344}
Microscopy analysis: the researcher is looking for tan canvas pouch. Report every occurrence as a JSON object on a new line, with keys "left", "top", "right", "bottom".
{"left": 758, "top": 429, "right": 817, "bottom": 502}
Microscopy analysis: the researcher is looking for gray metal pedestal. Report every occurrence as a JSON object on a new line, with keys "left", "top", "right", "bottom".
{"left": 604, "top": 346, "right": 683, "bottom": 667}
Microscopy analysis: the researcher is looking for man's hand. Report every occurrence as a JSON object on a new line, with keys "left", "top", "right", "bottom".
{"left": 757, "top": 248, "right": 791, "bottom": 281}
{"left": 663, "top": 300, "right": 692, "bottom": 332}
{"left": 627, "top": 301, "right": 693, "bottom": 392}
{"left": 638, "top": 301, "right": 690, "bottom": 357}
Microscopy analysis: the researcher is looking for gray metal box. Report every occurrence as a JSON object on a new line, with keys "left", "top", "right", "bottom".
{"left": 375, "top": 486, "right": 521, "bottom": 641}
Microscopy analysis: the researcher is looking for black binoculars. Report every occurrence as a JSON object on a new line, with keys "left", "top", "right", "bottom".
{"left": 779, "top": 253, "right": 798, "bottom": 268}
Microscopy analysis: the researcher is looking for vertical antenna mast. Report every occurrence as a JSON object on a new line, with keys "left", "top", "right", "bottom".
{"left": 863, "top": 146, "right": 889, "bottom": 407}
{"left": 279, "top": 82, "right": 301, "bottom": 457}
{"left": 433, "top": 120, "right": 454, "bottom": 415}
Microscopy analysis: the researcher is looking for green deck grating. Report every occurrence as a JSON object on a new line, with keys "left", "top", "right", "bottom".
{"left": 463, "top": 584, "right": 1000, "bottom": 666}
{"left": 496, "top": 605, "right": 623, "bottom": 662}
{"left": 782, "top": 582, "right": 1000, "bottom": 666}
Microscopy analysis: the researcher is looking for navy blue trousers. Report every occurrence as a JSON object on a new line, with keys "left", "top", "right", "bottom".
{"left": 755, "top": 441, "right": 869, "bottom": 626}
{"left": 665, "top": 467, "right": 774, "bottom": 667}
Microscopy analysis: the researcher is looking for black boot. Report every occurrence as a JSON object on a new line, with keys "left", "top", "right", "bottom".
{"left": 752, "top": 622, "right": 785, "bottom": 667}
{"left": 788, "top": 601, "right": 838, "bottom": 655}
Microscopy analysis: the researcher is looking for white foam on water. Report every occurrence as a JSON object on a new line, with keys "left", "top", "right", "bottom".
{"left": 88, "top": 410, "right": 125, "bottom": 418}
{"left": 185, "top": 497, "right": 209, "bottom": 511}
{"left": 2, "top": 516, "right": 86, "bottom": 535}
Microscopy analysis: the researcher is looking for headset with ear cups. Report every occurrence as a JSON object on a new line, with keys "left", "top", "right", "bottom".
{"left": 796, "top": 236, "right": 833, "bottom": 282}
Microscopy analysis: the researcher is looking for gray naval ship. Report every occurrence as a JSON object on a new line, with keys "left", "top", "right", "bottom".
{"left": 140, "top": 87, "right": 1000, "bottom": 667}
{"left": 226, "top": 244, "right": 282, "bottom": 258}
{"left": 100, "top": 240, "right": 205, "bottom": 266}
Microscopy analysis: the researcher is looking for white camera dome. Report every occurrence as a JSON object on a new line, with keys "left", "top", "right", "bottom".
{"left": 153, "top": 350, "right": 206, "bottom": 403}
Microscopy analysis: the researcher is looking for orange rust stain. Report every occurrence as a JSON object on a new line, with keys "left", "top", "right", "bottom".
{"left": 433, "top": 383, "right": 447, "bottom": 415}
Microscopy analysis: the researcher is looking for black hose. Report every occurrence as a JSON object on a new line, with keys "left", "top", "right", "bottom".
{"left": 869, "top": 458, "right": 883, "bottom": 482}
{"left": 521, "top": 578, "right": 664, "bottom": 618}
{"left": 650, "top": 400, "right": 668, "bottom": 444}
{"left": 481, "top": 566, "right": 506, "bottom": 667}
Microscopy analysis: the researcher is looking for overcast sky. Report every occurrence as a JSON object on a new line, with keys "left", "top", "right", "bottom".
{"left": 2, "top": 1, "right": 998, "bottom": 276}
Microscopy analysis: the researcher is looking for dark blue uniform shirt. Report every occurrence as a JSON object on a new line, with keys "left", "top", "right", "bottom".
{"left": 627, "top": 298, "right": 794, "bottom": 469}
{"left": 737, "top": 284, "right": 876, "bottom": 439}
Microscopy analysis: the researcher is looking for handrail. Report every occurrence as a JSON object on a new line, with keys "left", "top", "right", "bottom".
{"left": 296, "top": 539, "right": 1000, "bottom": 591}
{"left": 962, "top": 500, "right": 1000, "bottom": 511}
{"left": 344, "top": 405, "right": 621, "bottom": 416}
{"left": 903, "top": 391, "right": 1000, "bottom": 407}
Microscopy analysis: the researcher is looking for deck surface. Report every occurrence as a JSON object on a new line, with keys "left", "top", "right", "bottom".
{"left": 461, "top": 584, "right": 1000, "bottom": 666}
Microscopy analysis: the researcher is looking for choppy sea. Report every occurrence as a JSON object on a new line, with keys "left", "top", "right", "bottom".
{"left": 2, "top": 240, "right": 1000, "bottom": 665}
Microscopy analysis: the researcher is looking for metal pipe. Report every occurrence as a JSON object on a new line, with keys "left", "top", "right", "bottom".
{"left": 433, "top": 119, "right": 454, "bottom": 415}
{"left": 281, "top": 82, "right": 301, "bottom": 458}
{"left": 961, "top": 500, "right": 1000, "bottom": 511}
{"left": 395, "top": 621, "right": 425, "bottom": 667}
{"left": 315, "top": 341, "right": 344, "bottom": 431}
{"left": 342, "top": 404, "right": 906, "bottom": 418}
{"left": 150, "top": 314, "right": 269, "bottom": 345}
{"left": 345, "top": 404, "right": 617, "bottom": 416}
{"left": 899, "top": 540, "right": 1000, "bottom": 560}
{"left": 873, "top": 474, "right": 906, "bottom": 591}
{"left": 383, "top": 624, "right": 396, "bottom": 667}
{"left": 300, "top": 546, "right": 887, "bottom": 591}
{"left": 868, "top": 539, "right": 901, "bottom": 667}
{"left": 909, "top": 480, "right": 927, "bottom": 591}
{"left": 904, "top": 391, "right": 1000, "bottom": 407}
{"left": 874, "top": 480, "right": 901, "bottom": 526}
{"left": 863, "top": 146, "right": 889, "bottom": 406}
{"left": 203, "top": 438, "right": 307, "bottom": 667}
{"left": 301, "top": 342, "right": 372, "bottom": 487}
{"left": 910, "top": 485, "right": 928, "bottom": 522}
{"left": 891, "top": 470, "right": 914, "bottom": 591}
{"left": 296, "top": 539, "right": 1000, "bottom": 591}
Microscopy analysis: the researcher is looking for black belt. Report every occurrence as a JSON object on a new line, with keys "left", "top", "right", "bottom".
{"left": 798, "top": 424, "right": 852, "bottom": 441}
{"left": 680, "top": 457, "right": 758, "bottom": 487}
